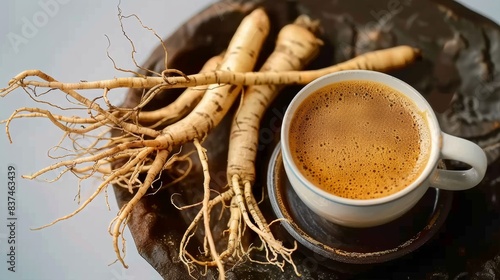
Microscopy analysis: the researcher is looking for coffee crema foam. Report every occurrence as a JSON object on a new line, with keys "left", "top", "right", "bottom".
{"left": 289, "top": 80, "right": 431, "bottom": 200}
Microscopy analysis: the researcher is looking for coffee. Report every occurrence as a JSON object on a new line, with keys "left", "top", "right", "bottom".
{"left": 288, "top": 80, "right": 431, "bottom": 200}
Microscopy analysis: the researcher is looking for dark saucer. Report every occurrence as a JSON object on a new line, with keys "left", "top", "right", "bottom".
{"left": 267, "top": 144, "right": 453, "bottom": 266}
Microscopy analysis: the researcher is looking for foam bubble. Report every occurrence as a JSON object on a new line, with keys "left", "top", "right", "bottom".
{"left": 289, "top": 80, "right": 431, "bottom": 200}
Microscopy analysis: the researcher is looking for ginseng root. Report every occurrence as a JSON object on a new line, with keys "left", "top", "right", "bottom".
{"left": 111, "top": 8, "right": 270, "bottom": 273}
{"left": 2, "top": 45, "right": 419, "bottom": 95}
{"left": 227, "top": 15, "right": 321, "bottom": 275}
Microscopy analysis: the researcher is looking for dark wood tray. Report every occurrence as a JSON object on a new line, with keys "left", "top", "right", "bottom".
{"left": 113, "top": 1, "right": 500, "bottom": 279}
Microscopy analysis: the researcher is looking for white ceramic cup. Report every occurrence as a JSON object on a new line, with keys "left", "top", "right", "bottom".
{"left": 280, "top": 70, "right": 488, "bottom": 228}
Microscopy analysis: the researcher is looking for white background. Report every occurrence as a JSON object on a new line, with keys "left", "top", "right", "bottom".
{"left": 0, "top": 1, "right": 499, "bottom": 279}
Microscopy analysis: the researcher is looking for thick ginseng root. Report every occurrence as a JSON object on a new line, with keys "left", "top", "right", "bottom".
{"left": 106, "top": 8, "right": 270, "bottom": 274}
{"left": 226, "top": 15, "right": 322, "bottom": 276}
{"left": 1, "top": 45, "right": 420, "bottom": 94}
{"left": 228, "top": 15, "right": 322, "bottom": 183}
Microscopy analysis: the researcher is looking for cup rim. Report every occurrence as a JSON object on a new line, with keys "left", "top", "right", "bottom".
{"left": 280, "top": 70, "right": 442, "bottom": 206}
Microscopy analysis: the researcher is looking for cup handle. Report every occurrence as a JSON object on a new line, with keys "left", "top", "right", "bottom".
{"left": 430, "top": 132, "right": 488, "bottom": 190}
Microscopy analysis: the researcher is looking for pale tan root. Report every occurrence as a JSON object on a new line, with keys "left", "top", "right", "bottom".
{"left": 179, "top": 189, "right": 234, "bottom": 271}
{"left": 193, "top": 138, "right": 225, "bottom": 279}
{"left": 243, "top": 181, "right": 270, "bottom": 237}
{"left": 22, "top": 140, "right": 151, "bottom": 180}
{"left": 231, "top": 176, "right": 299, "bottom": 274}
{"left": 222, "top": 196, "right": 241, "bottom": 261}
{"left": 31, "top": 147, "right": 154, "bottom": 230}
{"left": 109, "top": 147, "right": 167, "bottom": 267}
{"left": 3, "top": 107, "right": 116, "bottom": 144}
{"left": 3, "top": 46, "right": 420, "bottom": 93}
{"left": 1, "top": 71, "right": 160, "bottom": 140}
{"left": 0, "top": 109, "right": 107, "bottom": 124}
{"left": 28, "top": 141, "right": 192, "bottom": 226}
{"left": 179, "top": 189, "right": 247, "bottom": 270}
{"left": 182, "top": 193, "right": 243, "bottom": 270}
{"left": 227, "top": 15, "right": 322, "bottom": 182}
